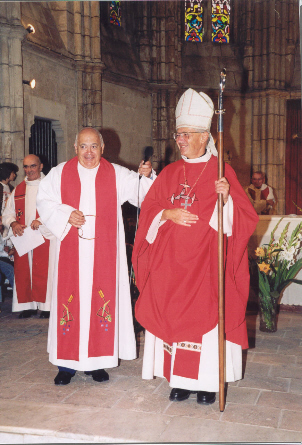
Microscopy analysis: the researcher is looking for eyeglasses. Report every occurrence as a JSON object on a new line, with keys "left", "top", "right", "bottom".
{"left": 173, "top": 132, "right": 201, "bottom": 141}
{"left": 77, "top": 215, "right": 99, "bottom": 240}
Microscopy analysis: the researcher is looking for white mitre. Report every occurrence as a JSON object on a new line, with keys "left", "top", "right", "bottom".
{"left": 175, "top": 88, "right": 217, "bottom": 156}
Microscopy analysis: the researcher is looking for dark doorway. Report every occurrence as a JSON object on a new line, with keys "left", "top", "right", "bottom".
{"left": 285, "top": 100, "right": 302, "bottom": 215}
{"left": 29, "top": 118, "right": 57, "bottom": 175}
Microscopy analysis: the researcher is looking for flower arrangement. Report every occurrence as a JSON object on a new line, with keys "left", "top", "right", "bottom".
{"left": 254, "top": 218, "right": 302, "bottom": 331}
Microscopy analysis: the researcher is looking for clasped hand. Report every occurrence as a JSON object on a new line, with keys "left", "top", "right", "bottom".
{"left": 161, "top": 208, "right": 199, "bottom": 227}
{"left": 11, "top": 219, "right": 42, "bottom": 236}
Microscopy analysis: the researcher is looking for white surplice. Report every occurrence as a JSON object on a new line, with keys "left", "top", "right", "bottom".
{"left": 36, "top": 161, "right": 153, "bottom": 371}
{"left": 141, "top": 152, "right": 243, "bottom": 392}
{"left": 2, "top": 174, "right": 55, "bottom": 312}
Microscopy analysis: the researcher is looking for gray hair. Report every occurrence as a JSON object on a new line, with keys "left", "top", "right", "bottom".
{"left": 74, "top": 128, "right": 104, "bottom": 146}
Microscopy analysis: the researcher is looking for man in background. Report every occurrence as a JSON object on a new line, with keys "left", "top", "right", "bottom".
{"left": 245, "top": 171, "right": 276, "bottom": 215}
{"left": 2, "top": 155, "right": 54, "bottom": 318}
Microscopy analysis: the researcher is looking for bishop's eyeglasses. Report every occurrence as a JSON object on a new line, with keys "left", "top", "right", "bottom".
{"left": 173, "top": 132, "right": 201, "bottom": 141}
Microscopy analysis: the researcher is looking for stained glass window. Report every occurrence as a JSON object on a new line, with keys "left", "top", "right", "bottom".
{"left": 110, "top": 1, "right": 121, "bottom": 27}
{"left": 212, "top": 0, "right": 230, "bottom": 43}
{"left": 185, "top": 0, "right": 204, "bottom": 42}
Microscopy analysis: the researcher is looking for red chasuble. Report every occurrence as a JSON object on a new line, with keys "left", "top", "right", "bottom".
{"left": 13, "top": 181, "right": 50, "bottom": 304}
{"left": 132, "top": 156, "right": 259, "bottom": 349}
{"left": 57, "top": 157, "right": 117, "bottom": 361}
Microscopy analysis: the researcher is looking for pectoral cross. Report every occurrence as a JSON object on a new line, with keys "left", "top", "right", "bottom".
{"left": 181, "top": 195, "right": 192, "bottom": 210}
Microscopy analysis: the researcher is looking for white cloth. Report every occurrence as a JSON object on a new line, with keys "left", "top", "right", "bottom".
{"left": 141, "top": 153, "right": 243, "bottom": 392}
{"left": 2, "top": 174, "right": 55, "bottom": 312}
{"left": 36, "top": 161, "right": 154, "bottom": 371}
{"left": 1, "top": 182, "right": 11, "bottom": 215}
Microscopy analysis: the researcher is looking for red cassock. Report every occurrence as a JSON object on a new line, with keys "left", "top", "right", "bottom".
{"left": 132, "top": 156, "right": 259, "bottom": 349}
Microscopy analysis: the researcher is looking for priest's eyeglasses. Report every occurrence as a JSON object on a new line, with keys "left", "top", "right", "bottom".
{"left": 173, "top": 132, "right": 201, "bottom": 141}
{"left": 77, "top": 215, "right": 99, "bottom": 240}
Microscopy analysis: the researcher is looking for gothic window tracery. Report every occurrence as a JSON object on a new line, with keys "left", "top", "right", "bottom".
{"left": 110, "top": 1, "right": 121, "bottom": 27}
{"left": 185, "top": 0, "right": 230, "bottom": 43}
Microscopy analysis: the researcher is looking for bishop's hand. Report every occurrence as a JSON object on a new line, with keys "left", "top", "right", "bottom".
{"left": 215, "top": 177, "right": 230, "bottom": 204}
{"left": 68, "top": 210, "right": 86, "bottom": 228}
{"left": 161, "top": 208, "right": 199, "bottom": 227}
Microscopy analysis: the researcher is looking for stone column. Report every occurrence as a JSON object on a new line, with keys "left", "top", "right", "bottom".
{"left": 139, "top": 1, "right": 181, "bottom": 171}
{"left": 238, "top": 0, "right": 299, "bottom": 214}
{"left": 0, "top": 2, "right": 26, "bottom": 168}
{"left": 73, "top": 1, "right": 105, "bottom": 130}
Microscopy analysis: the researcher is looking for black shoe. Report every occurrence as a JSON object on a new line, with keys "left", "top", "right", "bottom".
{"left": 54, "top": 371, "right": 74, "bottom": 385}
{"left": 18, "top": 309, "right": 37, "bottom": 319}
{"left": 197, "top": 391, "right": 216, "bottom": 405}
{"left": 40, "top": 311, "right": 50, "bottom": 319}
{"left": 84, "top": 369, "right": 109, "bottom": 382}
{"left": 169, "top": 388, "right": 191, "bottom": 402}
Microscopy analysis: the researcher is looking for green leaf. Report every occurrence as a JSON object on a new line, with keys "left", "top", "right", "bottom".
{"left": 278, "top": 222, "right": 290, "bottom": 248}
{"left": 268, "top": 218, "right": 283, "bottom": 246}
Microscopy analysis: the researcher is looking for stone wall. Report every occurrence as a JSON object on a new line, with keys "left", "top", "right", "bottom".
{"left": 0, "top": 0, "right": 301, "bottom": 214}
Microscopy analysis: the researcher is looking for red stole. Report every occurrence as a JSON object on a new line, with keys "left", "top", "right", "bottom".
{"left": 57, "top": 157, "right": 117, "bottom": 361}
{"left": 14, "top": 180, "right": 50, "bottom": 304}
{"left": 248, "top": 186, "right": 270, "bottom": 201}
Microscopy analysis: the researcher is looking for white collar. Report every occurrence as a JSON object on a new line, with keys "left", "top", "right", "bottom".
{"left": 181, "top": 150, "right": 212, "bottom": 163}
{"left": 25, "top": 172, "right": 44, "bottom": 186}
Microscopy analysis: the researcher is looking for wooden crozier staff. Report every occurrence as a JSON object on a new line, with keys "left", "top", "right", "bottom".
{"left": 216, "top": 68, "right": 226, "bottom": 412}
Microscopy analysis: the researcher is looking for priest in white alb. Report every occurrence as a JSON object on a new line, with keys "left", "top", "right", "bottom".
{"left": 36, "top": 127, "right": 154, "bottom": 385}
{"left": 2, "top": 154, "right": 55, "bottom": 319}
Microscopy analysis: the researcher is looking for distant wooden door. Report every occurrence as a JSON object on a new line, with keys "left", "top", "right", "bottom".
{"left": 29, "top": 118, "right": 57, "bottom": 175}
{"left": 285, "top": 100, "right": 302, "bottom": 214}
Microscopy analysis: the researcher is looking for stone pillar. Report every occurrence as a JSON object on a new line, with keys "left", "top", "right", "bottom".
{"left": 139, "top": 1, "right": 181, "bottom": 171}
{"left": 237, "top": 0, "right": 299, "bottom": 214}
{"left": 0, "top": 2, "right": 26, "bottom": 168}
{"left": 73, "top": 1, "right": 105, "bottom": 130}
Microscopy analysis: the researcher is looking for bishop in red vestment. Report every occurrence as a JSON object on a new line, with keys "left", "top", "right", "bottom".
{"left": 132, "top": 89, "right": 259, "bottom": 405}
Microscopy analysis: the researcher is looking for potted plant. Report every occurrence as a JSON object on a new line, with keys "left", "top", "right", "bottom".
{"left": 254, "top": 218, "right": 302, "bottom": 332}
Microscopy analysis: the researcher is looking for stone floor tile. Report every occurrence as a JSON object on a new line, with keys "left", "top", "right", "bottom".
{"left": 238, "top": 374, "right": 289, "bottom": 392}
{"left": 14, "top": 384, "right": 82, "bottom": 404}
{"left": 0, "top": 382, "right": 36, "bottom": 400}
{"left": 279, "top": 409, "right": 302, "bottom": 431}
{"left": 164, "top": 396, "right": 221, "bottom": 420}
{"left": 251, "top": 352, "right": 297, "bottom": 365}
{"left": 225, "top": 386, "right": 260, "bottom": 405}
{"left": 94, "top": 374, "right": 163, "bottom": 394}
{"left": 16, "top": 369, "right": 63, "bottom": 385}
{"left": 63, "top": 385, "right": 126, "bottom": 408}
{"left": 289, "top": 378, "right": 302, "bottom": 394}
{"left": 257, "top": 390, "right": 302, "bottom": 411}
{"left": 114, "top": 391, "right": 170, "bottom": 414}
{"left": 269, "top": 363, "right": 302, "bottom": 379}
{"left": 159, "top": 416, "right": 302, "bottom": 443}
{"left": 54, "top": 407, "right": 172, "bottom": 442}
{"left": 221, "top": 402, "right": 281, "bottom": 428}
{"left": 243, "top": 361, "right": 271, "bottom": 377}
